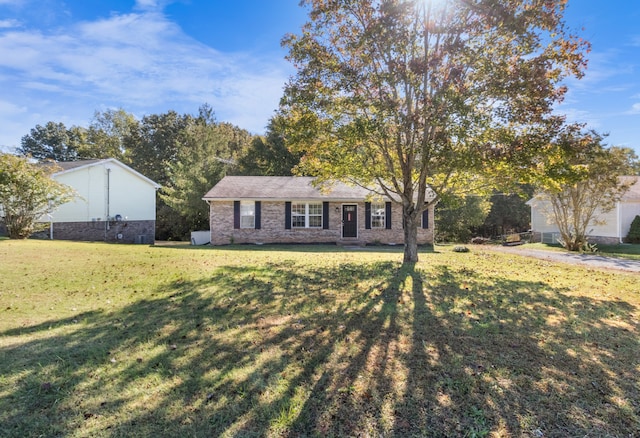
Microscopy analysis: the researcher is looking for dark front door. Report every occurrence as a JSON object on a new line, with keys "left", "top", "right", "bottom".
{"left": 342, "top": 205, "right": 358, "bottom": 238}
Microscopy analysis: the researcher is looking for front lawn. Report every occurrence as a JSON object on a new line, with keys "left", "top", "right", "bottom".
{"left": 0, "top": 240, "right": 638, "bottom": 437}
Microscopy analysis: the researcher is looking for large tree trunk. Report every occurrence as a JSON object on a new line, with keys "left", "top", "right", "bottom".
{"left": 403, "top": 210, "right": 420, "bottom": 264}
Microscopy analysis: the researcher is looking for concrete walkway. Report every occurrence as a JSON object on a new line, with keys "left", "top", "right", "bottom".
{"left": 479, "top": 245, "right": 640, "bottom": 274}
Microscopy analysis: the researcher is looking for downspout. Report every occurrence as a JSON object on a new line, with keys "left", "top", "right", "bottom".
{"left": 618, "top": 201, "right": 623, "bottom": 244}
{"left": 106, "top": 167, "right": 111, "bottom": 240}
{"left": 47, "top": 213, "right": 53, "bottom": 239}
{"left": 47, "top": 201, "right": 53, "bottom": 240}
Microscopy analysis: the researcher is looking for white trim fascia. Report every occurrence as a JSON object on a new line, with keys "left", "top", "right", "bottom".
{"left": 53, "top": 158, "right": 161, "bottom": 189}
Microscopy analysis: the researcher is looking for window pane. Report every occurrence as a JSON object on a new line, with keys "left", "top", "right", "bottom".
{"left": 371, "top": 202, "right": 385, "bottom": 228}
{"left": 240, "top": 201, "right": 255, "bottom": 228}
{"left": 240, "top": 202, "right": 254, "bottom": 215}
{"left": 240, "top": 216, "right": 255, "bottom": 228}
{"left": 308, "top": 215, "right": 322, "bottom": 228}
{"left": 308, "top": 202, "right": 322, "bottom": 228}
{"left": 308, "top": 203, "right": 322, "bottom": 215}
{"left": 292, "top": 203, "right": 305, "bottom": 215}
{"left": 292, "top": 215, "right": 306, "bottom": 228}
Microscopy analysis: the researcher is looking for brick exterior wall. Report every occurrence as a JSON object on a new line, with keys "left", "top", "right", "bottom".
{"left": 48, "top": 220, "right": 155, "bottom": 244}
{"left": 209, "top": 201, "right": 434, "bottom": 246}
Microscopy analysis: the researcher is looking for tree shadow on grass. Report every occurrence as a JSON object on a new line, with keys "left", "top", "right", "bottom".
{"left": 392, "top": 264, "right": 639, "bottom": 436}
{"left": 0, "top": 260, "right": 638, "bottom": 437}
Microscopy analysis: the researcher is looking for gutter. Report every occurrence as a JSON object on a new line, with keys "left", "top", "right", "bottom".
{"left": 618, "top": 201, "right": 624, "bottom": 244}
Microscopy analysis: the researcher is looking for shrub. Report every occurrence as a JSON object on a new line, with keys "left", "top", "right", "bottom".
{"left": 627, "top": 215, "right": 640, "bottom": 244}
{"left": 0, "top": 155, "right": 73, "bottom": 239}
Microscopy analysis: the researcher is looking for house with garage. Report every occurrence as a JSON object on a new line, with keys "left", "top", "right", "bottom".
{"left": 42, "top": 158, "right": 160, "bottom": 244}
{"left": 203, "top": 176, "right": 436, "bottom": 246}
{"left": 528, "top": 176, "right": 640, "bottom": 244}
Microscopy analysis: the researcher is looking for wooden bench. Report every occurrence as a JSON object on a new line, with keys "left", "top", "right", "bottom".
{"left": 503, "top": 233, "right": 524, "bottom": 246}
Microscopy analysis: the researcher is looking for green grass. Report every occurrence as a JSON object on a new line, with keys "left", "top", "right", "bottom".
{"left": 524, "top": 242, "right": 640, "bottom": 260}
{"left": 1, "top": 240, "right": 639, "bottom": 437}
{"left": 588, "top": 243, "right": 640, "bottom": 260}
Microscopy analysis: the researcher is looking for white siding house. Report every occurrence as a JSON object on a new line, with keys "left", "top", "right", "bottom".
{"left": 44, "top": 159, "right": 160, "bottom": 243}
{"left": 529, "top": 176, "right": 640, "bottom": 244}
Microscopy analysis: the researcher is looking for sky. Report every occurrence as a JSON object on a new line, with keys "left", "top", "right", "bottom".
{"left": 0, "top": 0, "right": 639, "bottom": 156}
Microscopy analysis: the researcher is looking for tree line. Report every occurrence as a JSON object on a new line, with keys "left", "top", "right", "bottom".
{"left": 10, "top": 105, "right": 300, "bottom": 240}
{"left": 5, "top": 105, "right": 639, "bottom": 245}
{"left": 5, "top": 102, "right": 541, "bottom": 244}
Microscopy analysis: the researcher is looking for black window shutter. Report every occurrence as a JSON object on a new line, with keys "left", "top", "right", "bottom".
{"left": 365, "top": 202, "right": 371, "bottom": 229}
{"left": 255, "top": 201, "right": 261, "bottom": 229}
{"left": 422, "top": 209, "right": 429, "bottom": 229}
{"left": 323, "top": 202, "right": 329, "bottom": 229}
{"left": 285, "top": 202, "right": 291, "bottom": 229}
{"left": 233, "top": 201, "right": 240, "bottom": 229}
{"left": 385, "top": 202, "right": 392, "bottom": 229}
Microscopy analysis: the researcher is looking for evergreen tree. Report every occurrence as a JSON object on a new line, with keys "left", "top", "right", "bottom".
{"left": 160, "top": 111, "right": 254, "bottom": 239}
{"left": 627, "top": 215, "right": 640, "bottom": 244}
{"left": 436, "top": 195, "right": 491, "bottom": 243}
{"left": 18, "top": 122, "right": 85, "bottom": 161}
{"left": 237, "top": 115, "right": 302, "bottom": 176}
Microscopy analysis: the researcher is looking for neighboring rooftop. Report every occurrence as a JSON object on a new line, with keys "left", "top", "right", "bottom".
{"left": 621, "top": 176, "right": 640, "bottom": 201}
{"left": 37, "top": 159, "right": 102, "bottom": 172}
{"left": 53, "top": 159, "right": 103, "bottom": 171}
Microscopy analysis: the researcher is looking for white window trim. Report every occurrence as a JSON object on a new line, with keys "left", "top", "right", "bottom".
{"left": 291, "top": 201, "right": 323, "bottom": 229}
{"left": 240, "top": 201, "right": 255, "bottom": 229}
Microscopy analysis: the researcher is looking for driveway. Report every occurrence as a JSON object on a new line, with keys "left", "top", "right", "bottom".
{"left": 479, "top": 245, "right": 640, "bottom": 273}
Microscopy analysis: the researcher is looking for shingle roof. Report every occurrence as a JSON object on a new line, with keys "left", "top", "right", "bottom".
{"left": 54, "top": 159, "right": 103, "bottom": 171}
{"left": 203, "top": 176, "right": 437, "bottom": 202}
{"left": 203, "top": 176, "right": 375, "bottom": 201}
{"left": 37, "top": 159, "right": 103, "bottom": 172}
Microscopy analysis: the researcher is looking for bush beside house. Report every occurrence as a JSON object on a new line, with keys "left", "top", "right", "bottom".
{"left": 627, "top": 215, "right": 640, "bottom": 243}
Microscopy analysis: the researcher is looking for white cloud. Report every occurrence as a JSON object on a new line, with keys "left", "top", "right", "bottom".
{"left": 0, "top": 19, "right": 20, "bottom": 28}
{"left": 135, "top": 0, "right": 159, "bottom": 9}
{"left": 0, "top": 101, "right": 33, "bottom": 151}
{"left": 557, "top": 107, "right": 602, "bottom": 127}
{"left": 0, "top": 7, "right": 290, "bottom": 140}
{"left": 628, "top": 103, "right": 640, "bottom": 114}
{"left": 134, "top": 0, "right": 179, "bottom": 13}
{"left": 0, "top": 99, "right": 26, "bottom": 115}
{"left": 565, "top": 49, "right": 634, "bottom": 91}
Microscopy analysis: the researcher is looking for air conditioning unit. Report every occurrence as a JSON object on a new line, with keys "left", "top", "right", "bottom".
{"left": 190, "top": 230, "right": 211, "bottom": 245}
{"left": 541, "top": 232, "right": 560, "bottom": 244}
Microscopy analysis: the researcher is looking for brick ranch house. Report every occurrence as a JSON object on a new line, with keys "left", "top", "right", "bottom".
{"left": 203, "top": 176, "right": 436, "bottom": 246}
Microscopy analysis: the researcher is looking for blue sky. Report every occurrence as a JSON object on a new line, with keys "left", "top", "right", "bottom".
{"left": 1, "top": 0, "right": 639, "bottom": 156}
